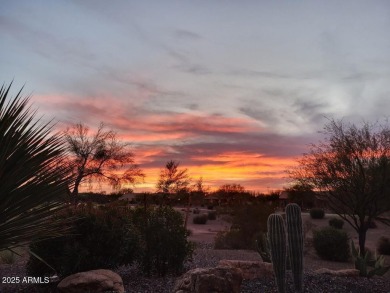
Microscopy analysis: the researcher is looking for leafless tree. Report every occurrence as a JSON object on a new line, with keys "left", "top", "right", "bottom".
{"left": 290, "top": 119, "right": 390, "bottom": 255}
{"left": 64, "top": 123, "right": 144, "bottom": 202}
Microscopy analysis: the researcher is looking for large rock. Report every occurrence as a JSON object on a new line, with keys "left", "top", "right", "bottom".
{"left": 173, "top": 267, "right": 242, "bottom": 293}
{"left": 218, "top": 260, "right": 274, "bottom": 280}
{"left": 313, "top": 268, "right": 360, "bottom": 277}
{"left": 57, "top": 269, "right": 124, "bottom": 293}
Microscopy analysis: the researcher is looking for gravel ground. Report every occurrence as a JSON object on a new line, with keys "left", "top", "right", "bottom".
{"left": 1, "top": 242, "right": 390, "bottom": 293}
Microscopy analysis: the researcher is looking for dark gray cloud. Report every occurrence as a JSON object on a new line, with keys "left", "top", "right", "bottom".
{"left": 175, "top": 29, "right": 202, "bottom": 40}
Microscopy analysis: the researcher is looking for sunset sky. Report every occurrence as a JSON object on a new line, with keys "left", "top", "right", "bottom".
{"left": 1, "top": 1, "right": 390, "bottom": 192}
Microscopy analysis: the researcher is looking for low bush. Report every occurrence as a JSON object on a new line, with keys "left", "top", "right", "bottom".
{"left": 78, "top": 192, "right": 122, "bottom": 204}
{"left": 310, "top": 208, "right": 325, "bottom": 219}
{"left": 132, "top": 206, "right": 193, "bottom": 276}
{"left": 208, "top": 211, "right": 217, "bottom": 220}
{"left": 28, "top": 205, "right": 193, "bottom": 278}
{"left": 377, "top": 237, "right": 390, "bottom": 255}
{"left": 214, "top": 230, "right": 243, "bottom": 249}
{"left": 329, "top": 217, "right": 344, "bottom": 229}
{"left": 27, "top": 204, "right": 139, "bottom": 277}
{"left": 313, "top": 227, "right": 350, "bottom": 262}
{"left": 214, "top": 202, "right": 276, "bottom": 250}
{"left": 193, "top": 214, "right": 208, "bottom": 224}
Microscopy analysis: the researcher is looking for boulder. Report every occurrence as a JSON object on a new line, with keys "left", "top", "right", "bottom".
{"left": 313, "top": 268, "right": 360, "bottom": 277}
{"left": 57, "top": 269, "right": 124, "bottom": 293}
{"left": 218, "top": 260, "right": 274, "bottom": 280}
{"left": 173, "top": 267, "right": 242, "bottom": 293}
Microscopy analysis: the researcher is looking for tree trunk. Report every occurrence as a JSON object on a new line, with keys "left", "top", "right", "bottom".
{"left": 358, "top": 228, "right": 367, "bottom": 256}
{"left": 71, "top": 175, "right": 83, "bottom": 204}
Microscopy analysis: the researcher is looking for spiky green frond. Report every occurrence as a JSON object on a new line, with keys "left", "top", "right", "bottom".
{"left": 0, "top": 83, "right": 72, "bottom": 251}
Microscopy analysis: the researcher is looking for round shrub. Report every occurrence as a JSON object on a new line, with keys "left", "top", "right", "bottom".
{"left": 208, "top": 211, "right": 217, "bottom": 220}
{"left": 377, "top": 237, "right": 390, "bottom": 255}
{"left": 193, "top": 214, "right": 208, "bottom": 224}
{"left": 27, "top": 204, "right": 139, "bottom": 277}
{"left": 329, "top": 217, "right": 344, "bottom": 229}
{"left": 214, "top": 202, "right": 276, "bottom": 250}
{"left": 132, "top": 206, "right": 193, "bottom": 276}
{"left": 310, "top": 208, "right": 325, "bottom": 219}
{"left": 214, "top": 230, "right": 243, "bottom": 249}
{"left": 313, "top": 227, "right": 350, "bottom": 262}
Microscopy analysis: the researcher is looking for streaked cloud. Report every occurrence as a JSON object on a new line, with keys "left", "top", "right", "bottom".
{"left": 1, "top": 1, "right": 389, "bottom": 192}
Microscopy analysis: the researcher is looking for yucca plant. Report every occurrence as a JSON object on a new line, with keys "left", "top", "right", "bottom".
{"left": 0, "top": 83, "right": 72, "bottom": 252}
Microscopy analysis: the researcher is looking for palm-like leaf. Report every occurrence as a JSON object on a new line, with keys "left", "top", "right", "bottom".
{"left": 0, "top": 83, "right": 72, "bottom": 251}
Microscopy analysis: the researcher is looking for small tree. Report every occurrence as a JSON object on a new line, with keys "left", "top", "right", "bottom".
{"left": 156, "top": 160, "right": 190, "bottom": 194}
{"left": 64, "top": 123, "right": 144, "bottom": 202}
{"left": 191, "top": 177, "right": 208, "bottom": 205}
{"left": 214, "top": 183, "right": 251, "bottom": 206}
{"left": 290, "top": 119, "right": 390, "bottom": 255}
{"left": 285, "top": 182, "right": 316, "bottom": 208}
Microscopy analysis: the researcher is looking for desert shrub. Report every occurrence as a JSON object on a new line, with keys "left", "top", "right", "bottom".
{"left": 193, "top": 214, "right": 208, "bottom": 224}
{"left": 214, "top": 202, "right": 276, "bottom": 250}
{"left": 313, "top": 227, "right": 350, "bottom": 262}
{"left": 255, "top": 232, "right": 271, "bottom": 263}
{"left": 214, "top": 230, "right": 243, "bottom": 249}
{"left": 310, "top": 208, "right": 325, "bottom": 219}
{"left": 329, "top": 217, "right": 344, "bottom": 229}
{"left": 208, "top": 211, "right": 217, "bottom": 220}
{"left": 132, "top": 206, "right": 193, "bottom": 276}
{"left": 27, "top": 204, "right": 139, "bottom": 277}
{"left": 78, "top": 192, "right": 122, "bottom": 204}
{"left": 377, "top": 237, "right": 390, "bottom": 255}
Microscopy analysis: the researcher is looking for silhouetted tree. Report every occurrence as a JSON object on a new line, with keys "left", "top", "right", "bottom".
{"left": 190, "top": 177, "right": 208, "bottom": 204}
{"left": 156, "top": 160, "right": 190, "bottom": 194}
{"left": 290, "top": 119, "right": 390, "bottom": 255}
{"left": 214, "top": 183, "right": 251, "bottom": 205}
{"left": 64, "top": 123, "right": 144, "bottom": 202}
{"left": 285, "top": 182, "right": 316, "bottom": 208}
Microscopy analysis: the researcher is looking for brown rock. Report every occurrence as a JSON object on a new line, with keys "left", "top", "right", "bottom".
{"left": 173, "top": 267, "right": 242, "bottom": 293}
{"left": 218, "top": 260, "right": 274, "bottom": 280}
{"left": 57, "top": 269, "right": 124, "bottom": 293}
{"left": 313, "top": 268, "right": 360, "bottom": 277}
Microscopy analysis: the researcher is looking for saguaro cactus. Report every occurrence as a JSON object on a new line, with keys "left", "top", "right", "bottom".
{"left": 286, "top": 203, "right": 304, "bottom": 292}
{"left": 267, "top": 203, "right": 304, "bottom": 293}
{"left": 267, "top": 214, "right": 287, "bottom": 293}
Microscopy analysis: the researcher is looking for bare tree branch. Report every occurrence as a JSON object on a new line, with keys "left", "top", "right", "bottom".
{"left": 289, "top": 119, "right": 390, "bottom": 255}
{"left": 64, "top": 123, "right": 145, "bottom": 201}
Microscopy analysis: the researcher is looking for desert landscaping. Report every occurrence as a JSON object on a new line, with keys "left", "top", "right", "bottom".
{"left": 1, "top": 206, "right": 389, "bottom": 293}
{"left": 2, "top": 2, "right": 390, "bottom": 293}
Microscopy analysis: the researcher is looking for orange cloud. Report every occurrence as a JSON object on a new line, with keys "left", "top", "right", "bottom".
{"left": 35, "top": 93, "right": 300, "bottom": 193}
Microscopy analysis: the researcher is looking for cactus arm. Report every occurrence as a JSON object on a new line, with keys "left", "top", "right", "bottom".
{"left": 268, "top": 214, "right": 287, "bottom": 293}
